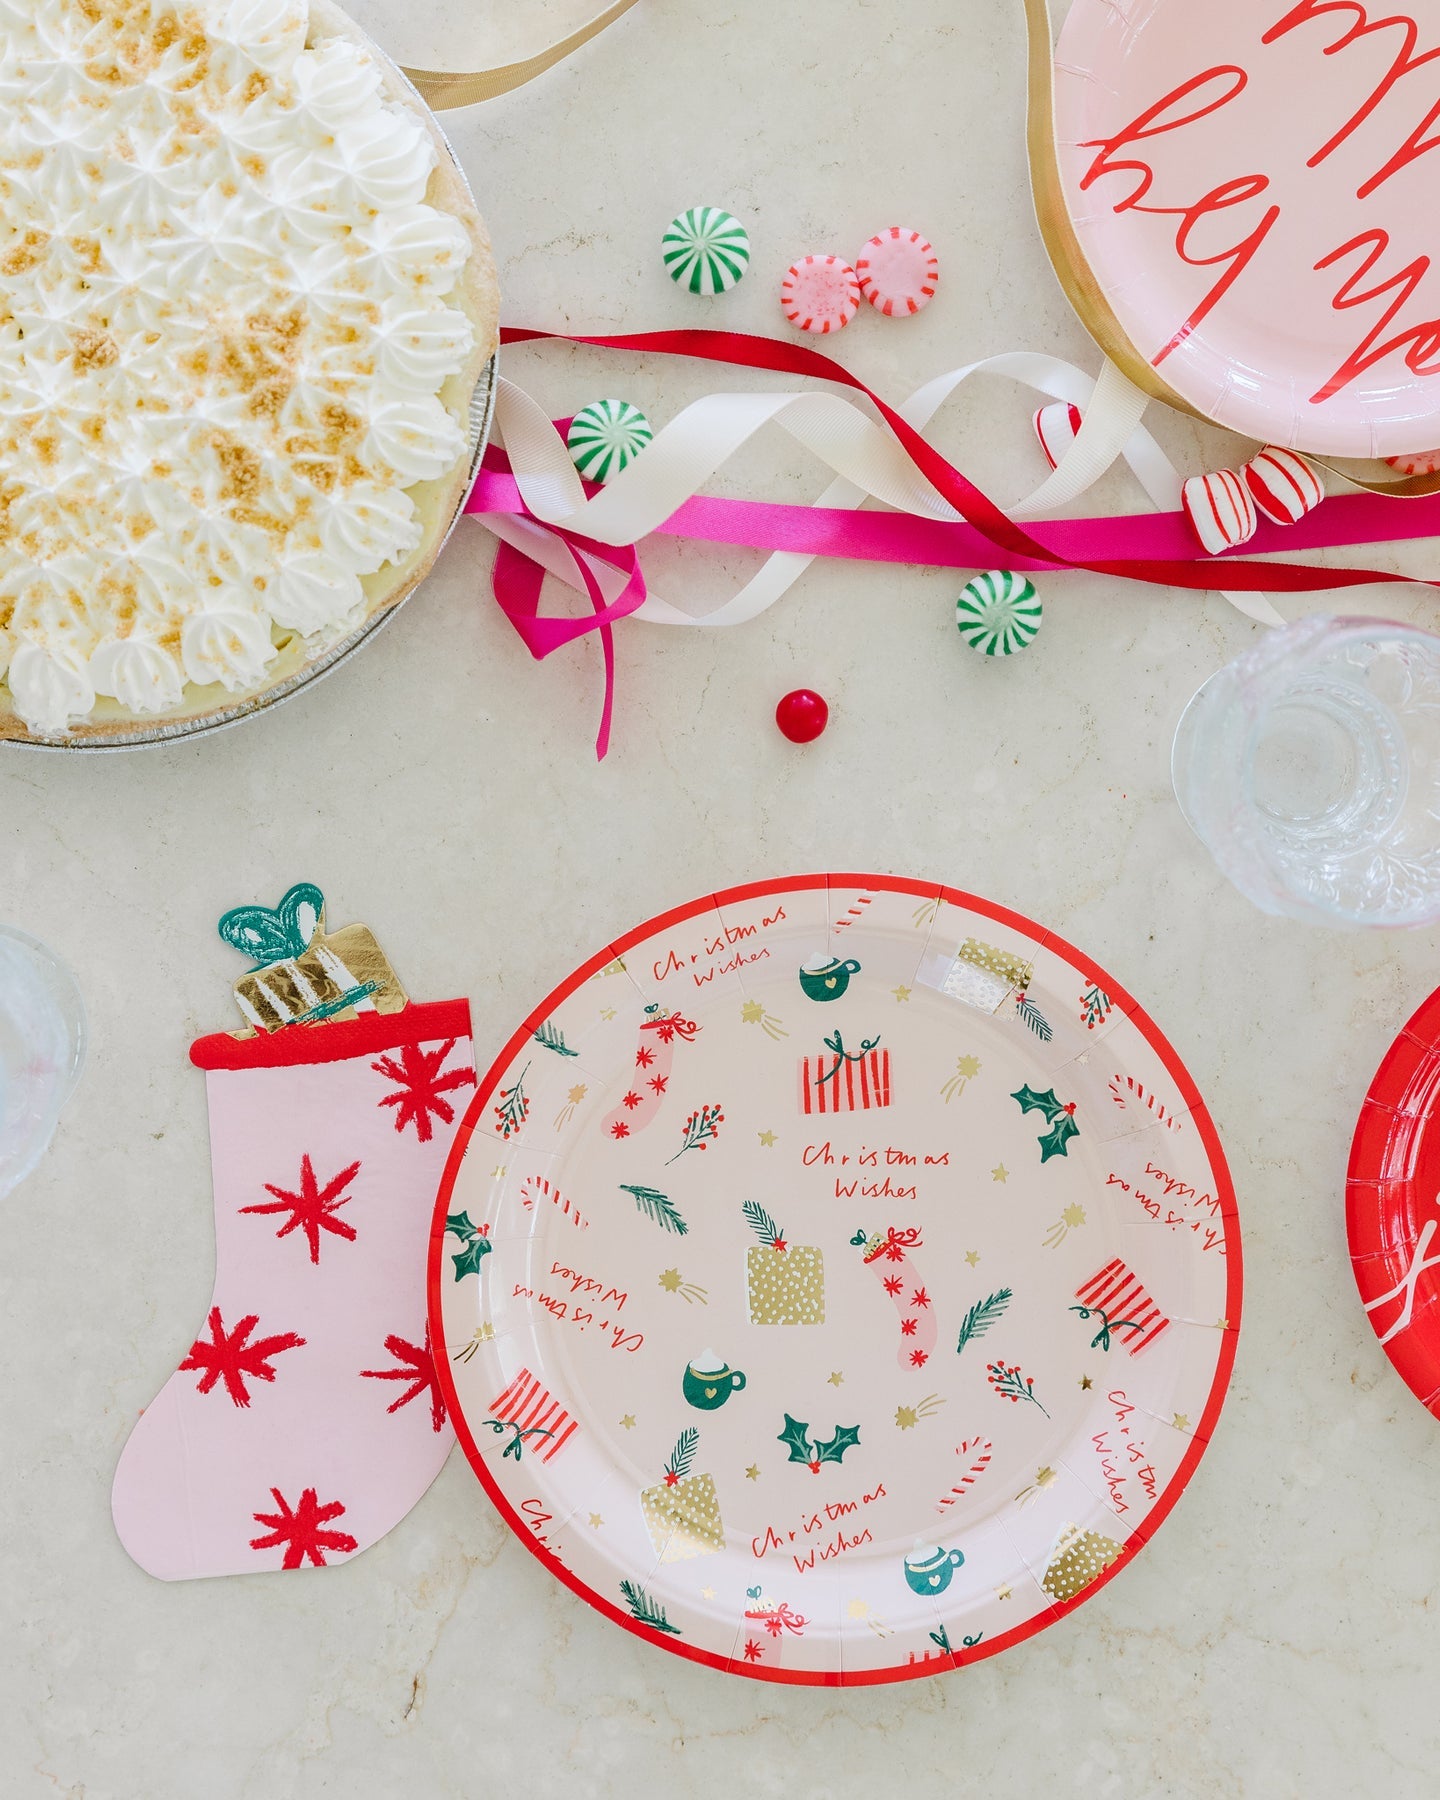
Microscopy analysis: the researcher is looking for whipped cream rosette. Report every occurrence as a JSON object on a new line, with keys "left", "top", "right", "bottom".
{"left": 0, "top": 0, "right": 498, "bottom": 743}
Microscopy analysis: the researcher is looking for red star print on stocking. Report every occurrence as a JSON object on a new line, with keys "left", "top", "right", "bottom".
{"left": 241, "top": 1154, "right": 361, "bottom": 1263}
{"left": 361, "top": 1327, "right": 447, "bottom": 1432}
{"left": 111, "top": 999, "right": 475, "bottom": 1580}
{"left": 249, "top": 1487, "right": 359, "bottom": 1569}
{"left": 179, "top": 1307, "right": 306, "bottom": 1407}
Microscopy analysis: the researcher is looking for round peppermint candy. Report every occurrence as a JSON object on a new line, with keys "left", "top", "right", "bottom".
{"left": 661, "top": 207, "right": 751, "bottom": 295}
{"left": 1385, "top": 448, "right": 1440, "bottom": 478}
{"left": 855, "top": 227, "right": 939, "bottom": 317}
{"left": 567, "top": 399, "right": 654, "bottom": 483}
{"left": 781, "top": 255, "right": 860, "bottom": 335}
{"left": 955, "top": 571, "right": 1043, "bottom": 656}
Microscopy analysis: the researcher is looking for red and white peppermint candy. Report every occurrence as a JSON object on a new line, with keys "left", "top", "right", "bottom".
{"left": 855, "top": 227, "right": 939, "bottom": 317}
{"left": 1182, "top": 469, "right": 1257, "bottom": 556}
{"left": 1033, "top": 402, "right": 1083, "bottom": 470}
{"left": 1244, "top": 445, "right": 1324, "bottom": 525}
{"left": 1385, "top": 448, "right": 1440, "bottom": 477}
{"left": 780, "top": 255, "right": 860, "bottom": 335}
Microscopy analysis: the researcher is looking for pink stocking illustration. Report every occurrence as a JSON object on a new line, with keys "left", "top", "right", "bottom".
{"left": 112, "top": 887, "right": 476, "bottom": 1579}
{"left": 851, "top": 1226, "right": 938, "bottom": 1368}
{"left": 602, "top": 1004, "right": 700, "bottom": 1141}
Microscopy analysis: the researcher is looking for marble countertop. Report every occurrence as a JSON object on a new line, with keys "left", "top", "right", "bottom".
{"left": 6, "top": 1, "right": 1440, "bottom": 1795}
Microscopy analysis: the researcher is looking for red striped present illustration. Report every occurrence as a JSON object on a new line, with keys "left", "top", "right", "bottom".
{"left": 1073, "top": 1258, "right": 1170, "bottom": 1356}
{"left": 798, "top": 1034, "right": 891, "bottom": 1114}
{"left": 486, "top": 1366, "right": 579, "bottom": 1462}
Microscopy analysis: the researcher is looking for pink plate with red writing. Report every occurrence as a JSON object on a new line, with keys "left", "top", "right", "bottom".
{"left": 1054, "top": 0, "right": 1440, "bottom": 457}
{"left": 1348, "top": 984, "right": 1440, "bottom": 1414}
{"left": 429, "top": 877, "right": 1241, "bottom": 1683}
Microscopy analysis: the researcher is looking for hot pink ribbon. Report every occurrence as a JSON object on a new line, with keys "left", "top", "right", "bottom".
{"left": 472, "top": 327, "right": 1440, "bottom": 758}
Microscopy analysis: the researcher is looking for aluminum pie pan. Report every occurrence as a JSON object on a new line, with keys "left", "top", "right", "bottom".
{"left": 2, "top": 11, "right": 498, "bottom": 755}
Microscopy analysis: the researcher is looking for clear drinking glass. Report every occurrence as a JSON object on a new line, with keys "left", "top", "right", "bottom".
{"left": 1172, "top": 616, "right": 1440, "bottom": 928}
{"left": 0, "top": 925, "right": 85, "bottom": 1196}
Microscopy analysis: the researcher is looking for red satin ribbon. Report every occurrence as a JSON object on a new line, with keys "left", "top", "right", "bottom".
{"left": 483, "top": 325, "right": 1439, "bottom": 757}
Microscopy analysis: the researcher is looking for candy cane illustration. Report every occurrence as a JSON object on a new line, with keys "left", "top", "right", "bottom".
{"left": 602, "top": 1004, "right": 700, "bottom": 1142}
{"left": 851, "top": 1226, "right": 938, "bottom": 1369}
{"left": 1108, "top": 1073, "right": 1183, "bottom": 1131}
{"left": 935, "top": 1437, "right": 993, "bottom": 1514}
{"left": 519, "top": 1175, "right": 587, "bottom": 1230}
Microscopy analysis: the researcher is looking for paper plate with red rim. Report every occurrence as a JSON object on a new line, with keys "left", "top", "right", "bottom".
{"left": 430, "top": 877, "right": 1241, "bottom": 1684}
{"left": 1053, "top": 0, "right": 1440, "bottom": 458}
{"left": 1348, "top": 985, "right": 1440, "bottom": 1414}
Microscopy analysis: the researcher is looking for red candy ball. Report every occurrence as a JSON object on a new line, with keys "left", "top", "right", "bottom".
{"left": 775, "top": 689, "right": 829, "bottom": 743}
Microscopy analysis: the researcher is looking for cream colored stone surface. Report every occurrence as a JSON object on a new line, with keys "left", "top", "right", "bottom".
{"left": 6, "top": 1, "right": 1440, "bottom": 1795}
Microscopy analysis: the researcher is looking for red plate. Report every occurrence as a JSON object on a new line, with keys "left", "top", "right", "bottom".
{"left": 1348, "top": 987, "right": 1440, "bottom": 1416}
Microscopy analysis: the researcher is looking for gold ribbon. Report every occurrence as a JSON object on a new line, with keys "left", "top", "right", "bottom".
{"left": 1019, "top": 0, "right": 1440, "bottom": 496}
{"left": 402, "top": 0, "right": 641, "bottom": 109}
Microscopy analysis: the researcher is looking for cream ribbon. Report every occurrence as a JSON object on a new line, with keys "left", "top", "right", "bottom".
{"left": 481, "top": 356, "right": 1287, "bottom": 628}
{"left": 403, "top": 0, "right": 643, "bottom": 108}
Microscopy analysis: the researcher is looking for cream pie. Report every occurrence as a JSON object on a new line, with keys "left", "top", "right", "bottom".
{"left": 0, "top": 0, "right": 498, "bottom": 741}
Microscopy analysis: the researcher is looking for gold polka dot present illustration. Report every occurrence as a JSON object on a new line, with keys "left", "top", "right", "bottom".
{"left": 640, "top": 1432, "right": 725, "bottom": 1562}
{"left": 744, "top": 1203, "right": 824, "bottom": 1325}
{"left": 1041, "top": 1524, "right": 1125, "bottom": 1603}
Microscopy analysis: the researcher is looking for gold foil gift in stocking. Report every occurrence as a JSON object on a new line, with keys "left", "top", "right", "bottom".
{"left": 217, "top": 882, "right": 407, "bottom": 1034}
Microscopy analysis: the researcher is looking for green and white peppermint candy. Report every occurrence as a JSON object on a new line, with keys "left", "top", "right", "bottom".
{"left": 567, "top": 399, "right": 654, "bottom": 483}
{"left": 661, "top": 206, "right": 751, "bottom": 295}
{"left": 955, "top": 570, "right": 1043, "bottom": 656}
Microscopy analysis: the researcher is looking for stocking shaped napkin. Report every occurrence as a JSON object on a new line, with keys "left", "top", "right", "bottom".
{"left": 112, "top": 886, "right": 476, "bottom": 1580}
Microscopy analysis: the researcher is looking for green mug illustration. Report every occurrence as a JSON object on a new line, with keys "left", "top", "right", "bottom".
{"left": 903, "top": 1542, "right": 964, "bottom": 1595}
{"left": 682, "top": 1351, "right": 747, "bottom": 1411}
{"left": 799, "top": 954, "right": 862, "bottom": 1002}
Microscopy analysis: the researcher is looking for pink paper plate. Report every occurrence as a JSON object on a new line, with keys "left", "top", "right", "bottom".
{"left": 1348, "top": 985, "right": 1440, "bottom": 1416}
{"left": 430, "top": 877, "right": 1241, "bottom": 1684}
{"left": 1054, "top": 0, "right": 1440, "bottom": 458}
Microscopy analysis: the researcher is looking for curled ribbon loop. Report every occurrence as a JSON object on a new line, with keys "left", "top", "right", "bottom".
{"left": 863, "top": 1227, "right": 924, "bottom": 1265}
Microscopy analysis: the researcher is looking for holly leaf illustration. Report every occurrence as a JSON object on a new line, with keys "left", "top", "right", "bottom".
{"left": 451, "top": 1237, "right": 492, "bottom": 1280}
{"left": 814, "top": 1422, "right": 861, "bottom": 1466}
{"left": 1039, "top": 1111, "right": 1081, "bottom": 1163}
{"left": 778, "top": 1413, "right": 814, "bottom": 1464}
{"left": 1011, "top": 1084, "right": 1065, "bottom": 1121}
{"left": 445, "top": 1211, "right": 492, "bottom": 1280}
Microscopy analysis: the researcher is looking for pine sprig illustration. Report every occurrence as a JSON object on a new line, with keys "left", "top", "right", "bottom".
{"left": 665, "top": 1428, "right": 698, "bottom": 1481}
{"left": 667, "top": 1102, "right": 725, "bottom": 1164}
{"left": 1015, "top": 992, "right": 1053, "bottom": 1043}
{"left": 619, "top": 1579, "right": 682, "bottom": 1635}
{"left": 742, "top": 1199, "right": 785, "bottom": 1249}
{"left": 620, "top": 1184, "right": 688, "bottom": 1235}
{"left": 532, "top": 1021, "right": 578, "bottom": 1057}
{"left": 956, "top": 1288, "right": 1013, "bottom": 1356}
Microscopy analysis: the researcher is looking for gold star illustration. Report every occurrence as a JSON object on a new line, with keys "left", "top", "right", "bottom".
{"left": 955, "top": 1054, "right": 982, "bottom": 1079}
{"left": 1077, "top": 1052, "right": 1090, "bottom": 1065}
{"left": 658, "top": 1269, "right": 682, "bottom": 1292}
{"left": 895, "top": 1404, "right": 918, "bottom": 1430}
{"left": 964, "top": 1250, "right": 981, "bottom": 1268}
{"left": 1061, "top": 1203, "right": 1086, "bottom": 1229}
{"left": 991, "top": 1164, "right": 1009, "bottom": 1183}
{"left": 1079, "top": 1373, "right": 1093, "bottom": 1390}
{"left": 892, "top": 984, "right": 912, "bottom": 1003}
{"left": 588, "top": 1513, "right": 603, "bottom": 1529}
{"left": 567, "top": 1084, "right": 587, "bottom": 1104}
{"left": 741, "top": 1000, "right": 765, "bottom": 1023}
{"left": 1172, "top": 1413, "right": 1191, "bottom": 1432}
{"left": 828, "top": 1371, "right": 845, "bottom": 1387}
{"left": 1215, "top": 1317, "right": 1230, "bottom": 1330}
{"left": 620, "top": 1414, "right": 636, "bottom": 1430}
{"left": 701, "top": 1586, "right": 716, "bottom": 1600}
{"left": 757, "top": 1129, "right": 777, "bottom": 1148}
{"left": 599, "top": 1006, "right": 617, "bottom": 1021}
{"left": 846, "top": 1598, "right": 870, "bottom": 1619}
{"left": 1035, "top": 1465, "right": 1057, "bottom": 1488}
{"left": 745, "top": 1464, "right": 760, "bottom": 1481}
{"left": 491, "top": 1165, "right": 506, "bottom": 1180}
{"left": 995, "top": 1584, "right": 1013, "bottom": 1602}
